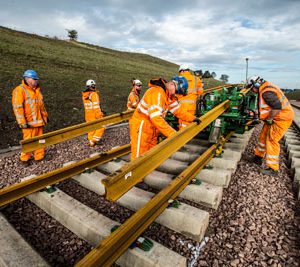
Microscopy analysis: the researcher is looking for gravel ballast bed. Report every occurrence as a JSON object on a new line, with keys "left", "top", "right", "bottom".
{"left": 195, "top": 125, "right": 300, "bottom": 266}
{"left": 0, "top": 127, "right": 130, "bottom": 189}
{"left": 1, "top": 124, "right": 299, "bottom": 266}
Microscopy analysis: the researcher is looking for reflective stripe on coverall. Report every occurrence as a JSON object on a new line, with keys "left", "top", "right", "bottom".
{"left": 127, "top": 88, "right": 140, "bottom": 110}
{"left": 129, "top": 81, "right": 196, "bottom": 160}
{"left": 82, "top": 90, "right": 105, "bottom": 143}
{"left": 177, "top": 71, "right": 203, "bottom": 129}
{"left": 255, "top": 82, "right": 294, "bottom": 170}
{"left": 12, "top": 80, "right": 48, "bottom": 161}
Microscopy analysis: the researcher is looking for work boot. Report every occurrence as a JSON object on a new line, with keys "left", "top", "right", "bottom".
{"left": 21, "top": 160, "right": 30, "bottom": 167}
{"left": 96, "top": 140, "right": 103, "bottom": 146}
{"left": 89, "top": 140, "right": 96, "bottom": 147}
{"left": 259, "top": 167, "right": 278, "bottom": 176}
{"left": 252, "top": 155, "right": 263, "bottom": 166}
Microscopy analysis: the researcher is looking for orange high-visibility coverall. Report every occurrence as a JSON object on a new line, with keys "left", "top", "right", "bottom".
{"left": 255, "top": 82, "right": 294, "bottom": 170}
{"left": 127, "top": 88, "right": 140, "bottom": 110}
{"left": 129, "top": 78, "right": 195, "bottom": 160}
{"left": 177, "top": 71, "right": 203, "bottom": 129}
{"left": 12, "top": 80, "right": 48, "bottom": 161}
{"left": 82, "top": 90, "right": 105, "bottom": 144}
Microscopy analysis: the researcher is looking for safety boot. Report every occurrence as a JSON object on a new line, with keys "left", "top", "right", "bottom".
{"left": 89, "top": 140, "right": 96, "bottom": 147}
{"left": 252, "top": 155, "right": 263, "bottom": 166}
{"left": 259, "top": 167, "right": 278, "bottom": 176}
{"left": 21, "top": 160, "right": 30, "bottom": 167}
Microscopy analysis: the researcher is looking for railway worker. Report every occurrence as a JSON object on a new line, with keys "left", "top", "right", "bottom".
{"left": 82, "top": 79, "right": 105, "bottom": 147}
{"left": 177, "top": 64, "right": 204, "bottom": 129}
{"left": 12, "top": 70, "right": 49, "bottom": 165}
{"left": 127, "top": 79, "right": 142, "bottom": 110}
{"left": 248, "top": 76, "right": 294, "bottom": 175}
{"left": 129, "top": 76, "right": 201, "bottom": 160}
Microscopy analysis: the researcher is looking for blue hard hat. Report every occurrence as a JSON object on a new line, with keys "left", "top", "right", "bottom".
{"left": 172, "top": 76, "right": 188, "bottom": 96}
{"left": 23, "top": 70, "right": 39, "bottom": 80}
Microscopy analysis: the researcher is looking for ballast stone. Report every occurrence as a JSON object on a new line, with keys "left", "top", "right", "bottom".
{"left": 0, "top": 213, "right": 49, "bottom": 267}
{"left": 27, "top": 189, "right": 186, "bottom": 267}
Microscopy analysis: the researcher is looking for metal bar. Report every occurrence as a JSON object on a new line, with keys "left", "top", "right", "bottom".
{"left": 76, "top": 132, "right": 234, "bottom": 267}
{"left": 102, "top": 100, "right": 230, "bottom": 202}
{"left": 21, "top": 110, "right": 134, "bottom": 153}
{"left": 0, "top": 144, "right": 130, "bottom": 207}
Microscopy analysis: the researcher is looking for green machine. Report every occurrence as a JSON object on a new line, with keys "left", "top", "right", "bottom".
{"left": 165, "top": 85, "right": 258, "bottom": 143}
{"left": 199, "top": 86, "right": 258, "bottom": 143}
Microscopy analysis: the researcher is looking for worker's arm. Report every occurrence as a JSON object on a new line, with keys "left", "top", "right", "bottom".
{"left": 148, "top": 91, "right": 176, "bottom": 138}
{"left": 168, "top": 100, "right": 195, "bottom": 122}
{"left": 262, "top": 91, "right": 281, "bottom": 120}
{"left": 12, "top": 87, "right": 27, "bottom": 127}
{"left": 91, "top": 92, "right": 103, "bottom": 119}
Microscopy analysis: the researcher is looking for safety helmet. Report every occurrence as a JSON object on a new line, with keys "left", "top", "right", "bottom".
{"left": 23, "top": 70, "right": 39, "bottom": 80}
{"left": 172, "top": 76, "right": 188, "bottom": 96}
{"left": 247, "top": 75, "right": 262, "bottom": 89}
{"left": 178, "top": 64, "right": 190, "bottom": 72}
{"left": 133, "top": 79, "right": 142, "bottom": 86}
{"left": 86, "top": 79, "right": 96, "bottom": 88}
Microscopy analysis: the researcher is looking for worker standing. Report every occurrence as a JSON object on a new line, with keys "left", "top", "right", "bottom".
{"left": 129, "top": 76, "right": 200, "bottom": 160}
{"left": 177, "top": 64, "right": 203, "bottom": 129}
{"left": 127, "top": 79, "right": 142, "bottom": 110}
{"left": 12, "top": 70, "right": 49, "bottom": 165}
{"left": 248, "top": 76, "right": 294, "bottom": 175}
{"left": 82, "top": 79, "right": 105, "bottom": 147}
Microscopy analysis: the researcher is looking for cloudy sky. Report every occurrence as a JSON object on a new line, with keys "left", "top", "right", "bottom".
{"left": 1, "top": 0, "right": 300, "bottom": 88}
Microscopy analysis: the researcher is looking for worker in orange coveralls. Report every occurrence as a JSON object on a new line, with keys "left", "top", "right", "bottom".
{"left": 177, "top": 64, "right": 204, "bottom": 129}
{"left": 82, "top": 79, "right": 105, "bottom": 147}
{"left": 248, "top": 76, "right": 294, "bottom": 175}
{"left": 127, "top": 79, "right": 142, "bottom": 110}
{"left": 129, "top": 76, "right": 201, "bottom": 160}
{"left": 12, "top": 70, "right": 49, "bottom": 166}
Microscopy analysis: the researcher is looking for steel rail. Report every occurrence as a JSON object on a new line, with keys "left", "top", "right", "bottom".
{"left": 0, "top": 144, "right": 130, "bottom": 207}
{"left": 102, "top": 87, "right": 249, "bottom": 202}
{"left": 20, "top": 110, "right": 134, "bottom": 153}
{"left": 19, "top": 84, "right": 241, "bottom": 154}
{"left": 76, "top": 131, "right": 234, "bottom": 267}
{"left": 102, "top": 100, "right": 230, "bottom": 201}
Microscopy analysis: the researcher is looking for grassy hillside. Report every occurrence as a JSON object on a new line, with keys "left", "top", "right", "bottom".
{"left": 0, "top": 26, "right": 223, "bottom": 148}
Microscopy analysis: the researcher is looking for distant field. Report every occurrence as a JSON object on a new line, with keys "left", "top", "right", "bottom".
{"left": 286, "top": 90, "right": 300, "bottom": 100}
{"left": 0, "top": 26, "right": 223, "bottom": 148}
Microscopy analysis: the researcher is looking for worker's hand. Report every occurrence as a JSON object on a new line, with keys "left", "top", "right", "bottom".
{"left": 265, "top": 119, "right": 273, "bottom": 125}
{"left": 193, "top": 117, "right": 201, "bottom": 125}
{"left": 19, "top": 123, "right": 28, "bottom": 129}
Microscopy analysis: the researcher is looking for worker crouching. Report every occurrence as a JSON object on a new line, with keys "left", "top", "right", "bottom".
{"left": 248, "top": 76, "right": 294, "bottom": 175}
{"left": 12, "top": 70, "right": 49, "bottom": 165}
{"left": 82, "top": 79, "right": 105, "bottom": 147}
{"left": 129, "top": 76, "right": 200, "bottom": 160}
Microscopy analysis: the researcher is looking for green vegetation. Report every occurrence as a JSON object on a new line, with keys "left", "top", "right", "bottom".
{"left": 0, "top": 26, "right": 223, "bottom": 147}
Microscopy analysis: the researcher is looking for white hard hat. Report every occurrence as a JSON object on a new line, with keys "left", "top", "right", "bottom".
{"left": 86, "top": 79, "right": 96, "bottom": 87}
{"left": 247, "top": 75, "right": 260, "bottom": 86}
{"left": 133, "top": 79, "right": 142, "bottom": 86}
{"left": 178, "top": 64, "right": 190, "bottom": 72}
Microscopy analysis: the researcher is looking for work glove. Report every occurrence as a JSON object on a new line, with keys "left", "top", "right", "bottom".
{"left": 265, "top": 119, "right": 273, "bottom": 125}
{"left": 193, "top": 117, "right": 201, "bottom": 125}
{"left": 19, "top": 123, "right": 28, "bottom": 129}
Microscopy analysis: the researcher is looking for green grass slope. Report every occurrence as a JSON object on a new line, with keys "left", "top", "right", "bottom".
{"left": 0, "top": 26, "right": 223, "bottom": 148}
